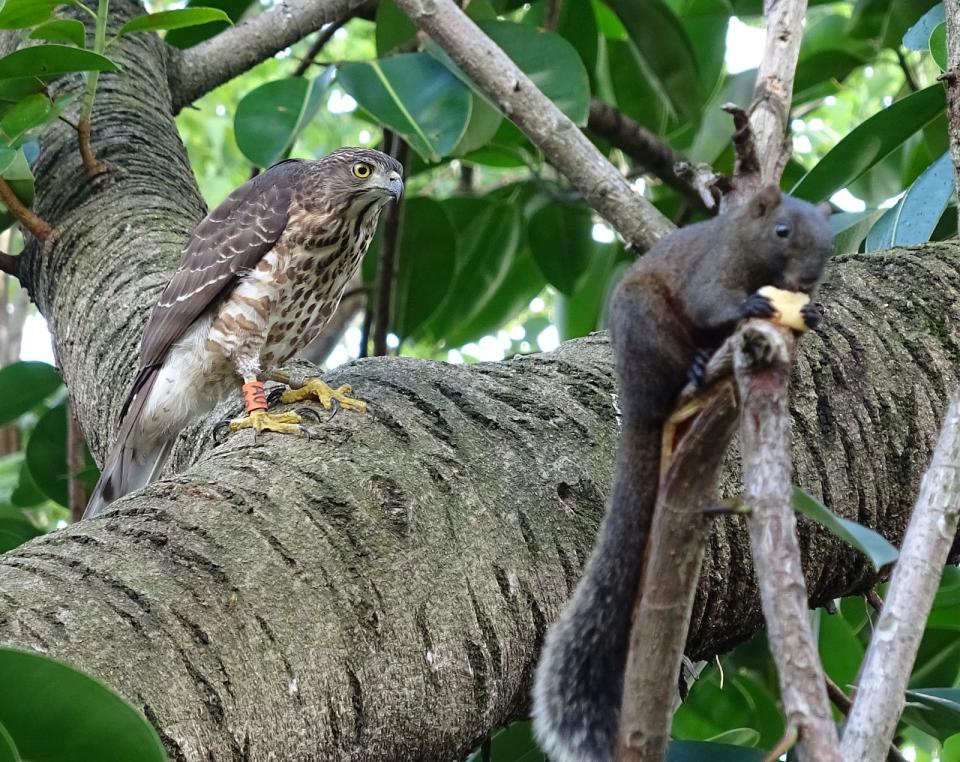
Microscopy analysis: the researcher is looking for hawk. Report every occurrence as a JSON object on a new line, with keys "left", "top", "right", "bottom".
{"left": 84, "top": 147, "right": 403, "bottom": 519}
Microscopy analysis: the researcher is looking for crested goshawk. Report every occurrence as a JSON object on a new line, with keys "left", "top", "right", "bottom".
{"left": 84, "top": 148, "right": 403, "bottom": 519}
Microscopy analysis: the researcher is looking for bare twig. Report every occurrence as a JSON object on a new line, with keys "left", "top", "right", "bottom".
{"left": 615, "top": 376, "right": 739, "bottom": 761}
{"left": 841, "top": 388, "right": 960, "bottom": 760}
{"left": 291, "top": 15, "right": 348, "bottom": 77}
{"left": 0, "top": 251, "right": 20, "bottom": 279}
{"left": 0, "top": 178, "right": 51, "bottom": 242}
{"left": 68, "top": 403, "right": 88, "bottom": 524}
{"left": 587, "top": 99, "right": 713, "bottom": 213}
{"left": 373, "top": 133, "right": 408, "bottom": 356}
{"left": 77, "top": 118, "right": 107, "bottom": 176}
{"left": 896, "top": 49, "right": 920, "bottom": 93}
{"left": 865, "top": 588, "right": 884, "bottom": 613}
{"left": 393, "top": 0, "right": 672, "bottom": 249}
{"left": 825, "top": 674, "right": 853, "bottom": 715}
{"left": 542, "top": 0, "right": 561, "bottom": 31}
{"left": 358, "top": 302, "right": 373, "bottom": 358}
{"left": 735, "top": 321, "right": 841, "bottom": 762}
{"left": 168, "top": 0, "right": 372, "bottom": 112}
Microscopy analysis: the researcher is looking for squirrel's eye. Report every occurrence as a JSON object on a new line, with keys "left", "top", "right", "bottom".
{"left": 775, "top": 223, "right": 790, "bottom": 238}
{"left": 352, "top": 162, "right": 372, "bottom": 179}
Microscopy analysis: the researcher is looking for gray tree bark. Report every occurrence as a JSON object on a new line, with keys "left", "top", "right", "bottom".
{"left": 1, "top": 5, "right": 958, "bottom": 760}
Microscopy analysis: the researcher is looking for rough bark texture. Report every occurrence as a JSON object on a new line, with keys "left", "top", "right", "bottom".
{"left": 0, "top": 5, "right": 959, "bottom": 760}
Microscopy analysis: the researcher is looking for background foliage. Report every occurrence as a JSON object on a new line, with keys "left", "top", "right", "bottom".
{"left": 0, "top": 0, "right": 959, "bottom": 759}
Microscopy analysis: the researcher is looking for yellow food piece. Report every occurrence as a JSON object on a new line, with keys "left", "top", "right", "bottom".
{"left": 758, "top": 286, "right": 810, "bottom": 332}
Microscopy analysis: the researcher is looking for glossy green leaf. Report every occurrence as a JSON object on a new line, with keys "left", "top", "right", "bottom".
{"left": 603, "top": 0, "right": 699, "bottom": 121}
{"left": 0, "top": 79, "right": 45, "bottom": 107}
{"left": 235, "top": 69, "right": 334, "bottom": 167}
{"left": 476, "top": 20, "right": 590, "bottom": 124}
{"left": 667, "top": 740, "right": 766, "bottom": 761}
{"left": 818, "top": 608, "right": 864, "bottom": 691}
{"left": 0, "top": 362, "right": 62, "bottom": 427}
{"left": 944, "top": 734, "right": 960, "bottom": 762}
{"left": 0, "top": 514, "right": 43, "bottom": 553}
{"left": 452, "top": 94, "right": 502, "bottom": 157}
{"left": 165, "top": 0, "right": 252, "bottom": 48}
{"left": 339, "top": 53, "right": 471, "bottom": 162}
{"left": 0, "top": 45, "right": 119, "bottom": 80}
{"left": 865, "top": 151, "right": 953, "bottom": 252}
{"left": 931, "top": 22, "right": 947, "bottom": 70}
{"left": 792, "top": 488, "right": 898, "bottom": 571}
{"left": 118, "top": 7, "right": 232, "bottom": 37}
{"left": 556, "top": 243, "right": 622, "bottom": 340}
{"left": 831, "top": 209, "right": 886, "bottom": 255}
{"left": 392, "top": 197, "right": 457, "bottom": 339}
{"left": 0, "top": 648, "right": 166, "bottom": 761}
{"left": 0, "top": 94, "right": 50, "bottom": 146}
{"left": 0, "top": 147, "right": 14, "bottom": 175}
{"left": 25, "top": 402, "right": 69, "bottom": 507}
{"left": 0, "top": 721, "right": 20, "bottom": 762}
{"left": 911, "top": 628, "right": 960, "bottom": 688}
{"left": 28, "top": 19, "right": 85, "bottom": 47}
{"left": 0, "top": 148, "right": 36, "bottom": 208}
{"left": 903, "top": 3, "right": 945, "bottom": 49}
{"left": 466, "top": 721, "right": 544, "bottom": 761}
{"left": 0, "top": 0, "right": 71, "bottom": 29}
{"left": 707, "top": 728, "right": 761, "bottom": 747}
{"left": 11, "top": 457, "right": 46, "bottom": 508}
{"left": 374, "top": 0, "right": 418, "bottom": 56}
{"left": 528, "top": 203, "right": 596, "bottom": 295}
{"left": 903, "top": 689, "right": 960, "bottom": 740}
{"left": 791, "top": 85, "right": 946, "bottom": 202}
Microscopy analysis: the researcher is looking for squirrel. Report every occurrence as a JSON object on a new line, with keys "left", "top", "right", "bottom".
{"left": 531, "top": 185, "right": 833, "bottom": 762}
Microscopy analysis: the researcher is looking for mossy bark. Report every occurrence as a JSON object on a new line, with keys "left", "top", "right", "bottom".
{"left": 1, "top": 5, "right": 959, "bottom": 759}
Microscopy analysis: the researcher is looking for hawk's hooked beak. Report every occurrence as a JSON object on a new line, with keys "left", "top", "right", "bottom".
{"left": 388, "top": 172, "right": 404, "bottom": 201}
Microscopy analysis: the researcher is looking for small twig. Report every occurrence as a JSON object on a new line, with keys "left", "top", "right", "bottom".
{"left": 841, "top": 387, "right": 960, "bottom": 760}
{"left": 762, "top": 724, "right": 798, "bottom": 762}
{"left": 865, "top": 588, "right": 884, "bottom": 613}
{"left": 542, "top": 0, "right": 561, "bottom": 31}
{"left": 0, "top": 178, "right": 51, "bottom": 242}
{"left": 77, "top": 0, "right": 110, "bottom": 177}
{"left": 896, "top": 49, "right": 920, "bottom": 93}
{"left": 77, "top": 118, "right": 107, "bottom": 176}
{"left": 825, "top": 674, "right": 853, "bottom": 715}
{"left": 735, "top": 321, "right": 841, "bottom": 762}
{"left": 67, "top": 403, "right": 88, "bottom": 524}
{"left": 358, "top": 303, "right": 373, "bottom": 358}
{"left": 587, "top": 99, "right": 714, "bottom": 213}
{"left": 291, "top": 15, "right": 348, "bottom": 77}
{"left": 373, "top": 133, "right": 408, "bottom": 356}
{"left": 458, "top": 163, "right": 474, "bottom": 193}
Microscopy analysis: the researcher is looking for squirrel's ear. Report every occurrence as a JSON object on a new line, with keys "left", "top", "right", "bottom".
{"left": 749, "top": 184, "right": 782, "bottom": 217}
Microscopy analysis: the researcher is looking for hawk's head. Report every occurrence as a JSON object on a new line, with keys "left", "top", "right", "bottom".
{"left": 319, "top": 147, "right": 404, "bottom": 214}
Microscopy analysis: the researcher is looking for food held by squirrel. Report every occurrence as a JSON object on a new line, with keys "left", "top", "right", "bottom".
{"left": 532, "top": 185, "right": 833, "bottom": 762}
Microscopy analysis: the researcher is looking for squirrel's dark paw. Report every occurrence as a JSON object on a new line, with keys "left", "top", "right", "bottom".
{"left": 686, "top": 348, "right": 712, "bottom": 388}
{"left": 740, "top": 291, "right": 776, "bottom": 319}
{"left": 801, "top": 302, "right": 823, "bottom": 330}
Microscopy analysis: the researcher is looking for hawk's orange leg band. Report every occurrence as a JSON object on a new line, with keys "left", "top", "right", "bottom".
{"left": 241, "top": 381, "right": 268, "bottom": 413}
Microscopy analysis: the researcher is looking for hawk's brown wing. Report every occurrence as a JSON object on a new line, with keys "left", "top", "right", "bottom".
{"left": 120, "top": 160, "right": 303, "bottom": 420}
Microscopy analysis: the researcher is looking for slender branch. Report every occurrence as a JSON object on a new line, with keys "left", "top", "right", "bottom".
{"left": 393, "top": 0, "right": 672, "bottom": 249}
{"left": 0, "top": 251, "right": 20, "bottom": 279}
{"left": 841, "top": 387, "right": 960, "bottom": 759}
{"left": 542, "top": 0, "right": 561, "bottom": 31}
{"left": 77, "top": 0, "right": 109, "bottom": 176}
{"left": 749, "top": 0, "right": 808, "bottom": 184}
{"left": 373, "top": 134, "right": 407, "bottom": 357}
{"left": 0, "top": 178, "right": 51, "bottom": 242}
{"left": 735, "top": 321, "right": 841, "bottom": 762}
{"left": 762, "top": 725, "right": 798, "bottom": 762}
{"left": 168, "top": 0, "right": 372, "bottom": 112}
{"left": 587, "top": 99, "right": 713, "bottom": 213}
{"left": 896, "top": 49, "right": 920, "bottom": 93}
{"left": 67, "top": 403, "right": 88, "bottom": 524}
{"left": 291, "top": 15, "right": 348, "bottom": 77}
{"left": 865, "top": 588, "right": 884, "bottom": 613}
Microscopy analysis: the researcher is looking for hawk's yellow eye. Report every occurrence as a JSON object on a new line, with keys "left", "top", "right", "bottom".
{"left": 352, "top": 162, "right": 372, "bottom": 179}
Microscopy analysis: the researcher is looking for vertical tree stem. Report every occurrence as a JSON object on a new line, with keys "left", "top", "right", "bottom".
{"left": 78, "top": 0, "right": 110, "bottom": 175}
{"left": 372, "top": 133, "right": 407, "bottom": 357}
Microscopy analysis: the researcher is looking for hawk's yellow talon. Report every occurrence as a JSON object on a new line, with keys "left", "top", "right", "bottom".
{"left": 228, "top": 409, "right": 304, "bottom": 435}
{"left": 280, "top": 378, "right": 367, "bottom": 413}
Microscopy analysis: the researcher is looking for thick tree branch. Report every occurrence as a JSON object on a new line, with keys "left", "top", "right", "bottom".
{"left": 167, "top": 0, "right": 371, "bottom": 112}
{"left": 736, "top": 322, "right": 840, "bottom": 762}
{"left": 393, "top": 0, "right": 672, "bottom": 249}
{"left": 841, "top": 388, "right": 960, "bottom": 759}
{"left": 587, "top": 99, "right": 713, "bottom": 213}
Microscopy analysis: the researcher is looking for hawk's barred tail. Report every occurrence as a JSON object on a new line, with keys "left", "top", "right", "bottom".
{"left": 83, "top": 371, "right": 172, "bottom": 519}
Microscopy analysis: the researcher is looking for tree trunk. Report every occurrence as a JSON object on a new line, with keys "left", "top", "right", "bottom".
{"left": 1, "top": 6, "right": 957, "bottom": 759}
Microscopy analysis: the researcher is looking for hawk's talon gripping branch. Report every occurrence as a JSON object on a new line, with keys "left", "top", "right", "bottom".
{"left": 228, "top": 409, "right": 304, "bottom": 435}
{"left": 280, "top": 378, "right": 367, "bottom": 414}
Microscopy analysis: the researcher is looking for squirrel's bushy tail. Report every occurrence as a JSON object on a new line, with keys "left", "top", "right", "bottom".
{"left": 532, "top": 425, "right": 660, "bottom": 762}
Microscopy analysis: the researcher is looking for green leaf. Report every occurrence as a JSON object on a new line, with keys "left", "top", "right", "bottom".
{"left": 0, "top": 0, "right": 69, "bottom": 29}
{"left": 831, "top": 209, "right": 886, "bottom": 255}
{"left": 374, "top": 0, "right": 418, "bottom": 56}
{"left": 903, "top": 3, "right": 945, "bottom": 49}
{"left": 791, "top": 84, "right": 947, "bottom": 202}
{"left": 339, "top": 53, "right": 471, "bottom": 162}
{"left": 452, "top": 94, "right": 502, "bottom": 156}
{"left": 556, "top": 244, "right": 623, "bottom": 340}
{"left": 818, "top": 607, "right": 864, "bottom": 690}
{"left": 903, "top": 689, "right": 960, "bottom": 740}
{"left": 466, "top": 721, "right": 544, "bottom": 762}
{"left": 117, "top": 7, "right": 232, "bottom": 37}
{"left": 865, "top": 151, "right": 954, "bottom": 252}
{"left": 0, "top": 514, "right": 43, "bottom": 553}
{"left": 667, "top": 740, "right": 766, "bottom": 761}
{"left": 602, "top": 0, "right": 699, "bottom": 121}
{"left": 930, "top": 22, "right": 947, "bottom": 70}
{"left": 0, "top": 648, "right": 166, "bottom": 761}
{"left": 792, "top": 488, "right": 899, "bottom": 571}
{"left": 0, "top": 45, "right": 119, "bottom": 80}
{"left": 165, "top": 0, "right": 252, "bottom": 48}
{"left": 234, "top": 69, "right": 334, "bottom": 167}
{"left": 0, "top": 148, "right": 36, "bottom": 208}
{"left": 477, "top": 20, "right": 590, "bottom": 125}
{"left": 391, "top": 197, "right": 457, "bottom": 339}
{"left": 0, "top": 79, "right": 45, "bottom": 107}
{"left": 0, "top": 146, "right": 14, "bottom": 175}
{"left": 0, "top": 362, "right": 62, "bottom": 427}
{"left": 528, "top": 203, "right": 596, "bottom": 295}
{"left": 0, "top": 721, "right": 20, "bottom": 762}
{"left": 28, "top": 18, "right": 85, "bottom": 47}
{"left": 11, "top": 457, "right": 47, "bottom": 508}
{"left": 25, "top": 402, "right": 69, "bottom": 508}
{"left": 0, "top": 94, "right": 50, "bottom": 146}
{"left": 708, "top": 728, "right": 761, "bottom": 747}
